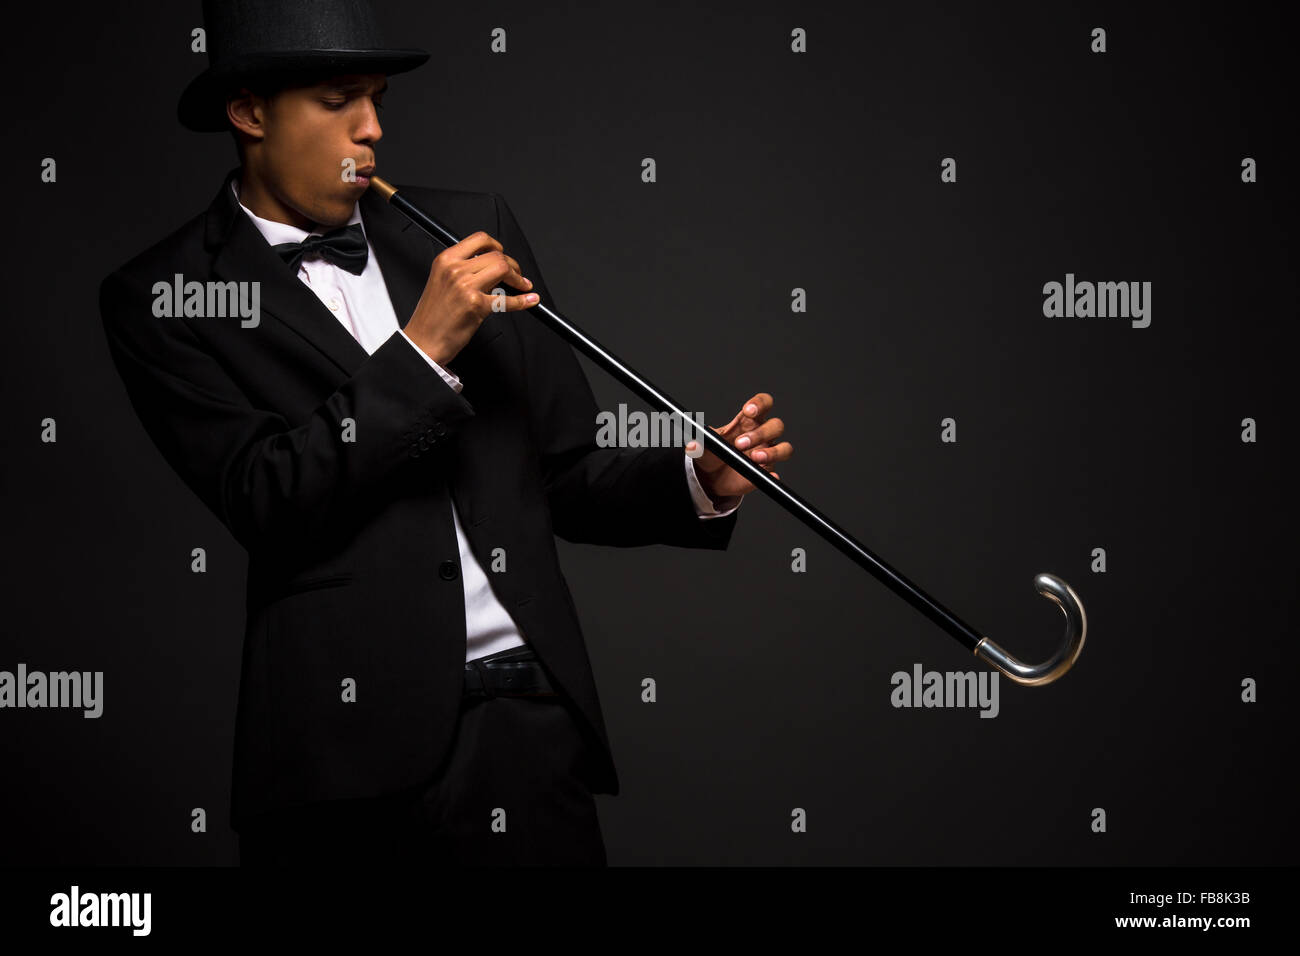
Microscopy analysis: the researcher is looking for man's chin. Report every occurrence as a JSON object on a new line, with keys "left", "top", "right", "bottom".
{"left": 312, "top": 201, "right": 360, "bottom": 229}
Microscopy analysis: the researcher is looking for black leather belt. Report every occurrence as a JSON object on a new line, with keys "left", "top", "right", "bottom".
{"left": 464, "top": 645, "right": 558, "bottom": 698}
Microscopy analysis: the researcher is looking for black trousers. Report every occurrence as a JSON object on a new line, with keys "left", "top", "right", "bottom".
{"left": 238, "top": 691, "right": 607, "bottom": 867}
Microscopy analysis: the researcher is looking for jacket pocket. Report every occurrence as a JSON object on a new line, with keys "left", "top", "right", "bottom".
{"left": 266, "top": 584, "right": 374, "bottom": 796}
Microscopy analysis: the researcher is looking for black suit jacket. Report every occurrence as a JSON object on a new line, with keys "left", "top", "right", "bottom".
{"left": 98, "top": 167, "right": 739, "bottom": 831}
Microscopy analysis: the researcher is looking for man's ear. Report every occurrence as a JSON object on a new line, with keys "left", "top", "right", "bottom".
{"left": 226, "top": 88, "right": 267, "bottom": 143}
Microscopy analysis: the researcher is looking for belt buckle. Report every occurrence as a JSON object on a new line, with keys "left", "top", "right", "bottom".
{"left": 487, "top": 659, "right": 531, "bottom": 696}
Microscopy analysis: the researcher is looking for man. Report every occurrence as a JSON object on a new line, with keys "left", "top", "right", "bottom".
{"left": 99, "top": 0, "right": 793, "bottom": 866}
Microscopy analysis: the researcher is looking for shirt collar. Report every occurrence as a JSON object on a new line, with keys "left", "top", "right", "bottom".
{"left": 230, "top": 176, "right": 363, "bottom": 247}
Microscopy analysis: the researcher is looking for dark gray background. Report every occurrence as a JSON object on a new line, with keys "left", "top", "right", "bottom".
{"left": 2, "top": 1, "right": 1294, "bottom": 865}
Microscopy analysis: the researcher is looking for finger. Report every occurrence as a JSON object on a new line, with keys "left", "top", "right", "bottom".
{"left": 723, "top": 396, "right": 766, "bottom": 443}
{"left": 504, "top": 263, "right": 533, "bottom": 293}
{"left": 740, "top": 393, "right": 774, "bottom": 425}
{"left": 471, "top": 251, "right": 530, "bottom": 293}
{"left": 482, "top": 289, "right": 540, "bottom": 312}
{"left": 472, "top": 252, "right": 528, "bottom": 286}
{"left": 735, "top": 416, "right": 784, "bottom": 450}
{"left": 451, "top": 230, "right": 504, "bottom": 259}
{"left": 715, "top": 392, "right": 773, "bottom": 441}
{"left": 748, "top": 440, "right": 792, "bottom": 464}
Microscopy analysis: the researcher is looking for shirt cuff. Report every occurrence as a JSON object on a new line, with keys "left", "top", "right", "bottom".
{"left": 399, "top": 329, "right": 463, "bottom": 394}
{"left": 685, "top": 452, "right": 742, "bottom": 519}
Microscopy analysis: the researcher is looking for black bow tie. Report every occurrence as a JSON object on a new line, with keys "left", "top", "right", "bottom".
{"left": 272, "top": 223, "right": 368, "bottom": 275}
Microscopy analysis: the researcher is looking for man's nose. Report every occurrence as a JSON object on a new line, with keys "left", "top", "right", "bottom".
{"left": 355, "top": 104, "right": 383, "bottom": 144}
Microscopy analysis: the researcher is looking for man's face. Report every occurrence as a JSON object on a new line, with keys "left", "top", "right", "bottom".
{"left": 232, "top": 73, "right": 386, "bottom": 229}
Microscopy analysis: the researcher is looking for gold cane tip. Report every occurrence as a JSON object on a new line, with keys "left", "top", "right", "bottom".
{"left": 368, "top": 174, "right": 397, "bottom": 201}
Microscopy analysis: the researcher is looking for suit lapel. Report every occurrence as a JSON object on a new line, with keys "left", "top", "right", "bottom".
{"left": 356, "top": 185, "right": 434, "bottom": 334}
{"left": 203, "top": 168, "right": 506, "bottom": 380}
{"left": 206, "top": 168, "right": 369, "bottom": 377}
{"left": 360, "top": 184, "right": 508, "bottom": 376}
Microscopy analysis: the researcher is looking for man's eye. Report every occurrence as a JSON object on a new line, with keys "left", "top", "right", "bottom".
{"left": 322, "top": 100, "right": 345, "bottom": 110}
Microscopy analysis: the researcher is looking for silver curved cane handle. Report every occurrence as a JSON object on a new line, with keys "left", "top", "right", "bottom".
{"left": 973, "top": 573, "right": 1087, "bottom": 686}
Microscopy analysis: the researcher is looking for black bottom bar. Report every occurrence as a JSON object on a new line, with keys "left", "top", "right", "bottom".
{"left": 3, "top": 864, "right": 1287, "bottom": 941}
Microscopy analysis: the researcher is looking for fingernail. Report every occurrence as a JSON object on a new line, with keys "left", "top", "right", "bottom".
{"left": 525, "top": 278, "right": 533, "bottom": 287}
{"left": 526, "top": 293, "right": 539, "bottom": 302}
{"left": 736, "top": 435, "right": 750, "bottom": 448}
{"left": 745, "top": 404, "right": 757, "bottom": 415}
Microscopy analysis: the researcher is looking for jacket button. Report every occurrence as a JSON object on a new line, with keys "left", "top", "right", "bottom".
{"left": 432, "top": 422, "right": 447, "bottom": 437}
{"left": 438, "top": 560, "right": 459, "bottom": 581}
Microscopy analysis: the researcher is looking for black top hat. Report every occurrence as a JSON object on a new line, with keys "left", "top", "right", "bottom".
{"left": 178, "top": 0, "right": 429, "bottom": 132}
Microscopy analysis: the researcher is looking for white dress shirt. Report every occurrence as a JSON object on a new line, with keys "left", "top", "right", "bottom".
{"left": 232, "top": 180, "right": 741, "bottom": 661}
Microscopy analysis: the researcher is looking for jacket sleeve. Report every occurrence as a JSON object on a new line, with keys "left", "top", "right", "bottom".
{"left": 98, "top": 267, "right": 476, "bottom": 554}
{"left": 492, "top": 192, "right": 738, "bottom": 550}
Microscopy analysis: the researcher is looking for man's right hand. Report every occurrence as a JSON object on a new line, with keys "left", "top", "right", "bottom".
{"left": 404, "top": 231, "right": 539, "bottom": 366}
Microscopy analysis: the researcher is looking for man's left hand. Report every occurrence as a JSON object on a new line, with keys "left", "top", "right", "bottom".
{"left": 687, "top": 392, "right": 793, "bottom": 504}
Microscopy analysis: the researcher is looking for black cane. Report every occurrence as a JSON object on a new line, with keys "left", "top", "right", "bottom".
{"left": 368, "top": 175, "right": 1086, "bottom": 686}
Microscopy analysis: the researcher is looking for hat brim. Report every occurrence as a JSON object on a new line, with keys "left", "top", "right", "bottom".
{"left": 178, "top": 48, "right": 430, "bottom": 132}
